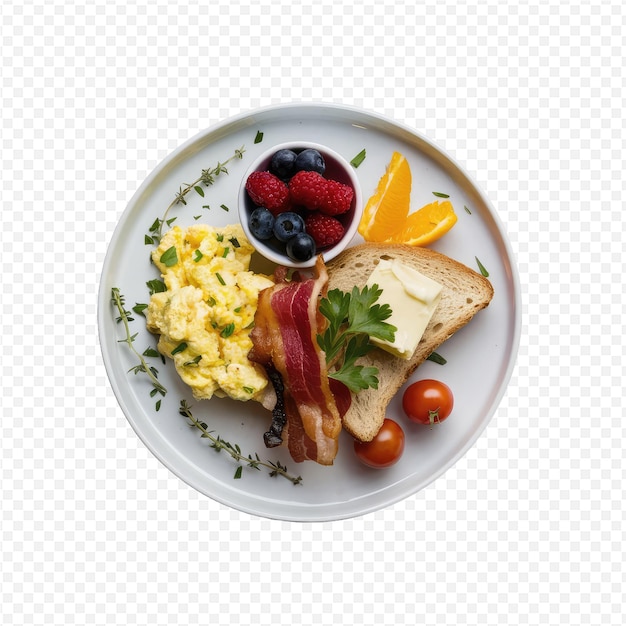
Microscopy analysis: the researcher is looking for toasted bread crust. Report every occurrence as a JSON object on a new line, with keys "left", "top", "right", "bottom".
{"left": 326, "top": 243, "right": 494, "bottom": 441}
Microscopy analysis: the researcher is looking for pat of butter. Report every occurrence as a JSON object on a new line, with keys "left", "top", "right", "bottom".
{"left": 366, "top": 259, "right": 443, "bottom": 359}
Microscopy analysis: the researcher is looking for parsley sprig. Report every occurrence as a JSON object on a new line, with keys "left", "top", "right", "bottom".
{"left": 179, "top": 401, "right": 302, "bottom": 484}
{"left": 317, "top": 285, "right": 396, "bottom": 392}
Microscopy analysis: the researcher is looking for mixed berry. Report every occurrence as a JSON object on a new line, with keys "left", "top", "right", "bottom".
{"left": 244, "top": 147, "right": 354, "bottom": 262}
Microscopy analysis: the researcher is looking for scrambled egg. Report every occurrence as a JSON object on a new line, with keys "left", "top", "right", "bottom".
{"left": 145, "top": 224, "right": 274, "bottom": 402}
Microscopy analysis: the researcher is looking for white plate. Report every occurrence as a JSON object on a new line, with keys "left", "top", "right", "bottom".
{"left": 98, "top": 103, "right": 521, "bottom": 522}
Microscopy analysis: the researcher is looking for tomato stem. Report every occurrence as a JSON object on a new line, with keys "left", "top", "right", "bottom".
{"left": 428, "top": 408, "right": 440, "bottom": 428}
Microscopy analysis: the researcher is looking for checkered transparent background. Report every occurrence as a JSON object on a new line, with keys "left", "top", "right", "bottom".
{"left": 2, "top": 0, "right": 624, "bottom": 624}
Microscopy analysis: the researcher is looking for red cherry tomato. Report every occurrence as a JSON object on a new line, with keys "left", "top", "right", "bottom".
{"left": 402, "top": 379, "right": 454, "bottom": 427}
{"left": 354, "top": 418, "right": 405, "bottom": 468}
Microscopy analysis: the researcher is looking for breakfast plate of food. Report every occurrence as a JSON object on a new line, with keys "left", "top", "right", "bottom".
{"left": 98, "top": 103, "right": 520, "bottom": 521}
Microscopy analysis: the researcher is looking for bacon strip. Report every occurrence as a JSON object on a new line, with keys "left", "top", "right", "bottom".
{"left": 249, "top": 256, "right": 341, "bottom": 465}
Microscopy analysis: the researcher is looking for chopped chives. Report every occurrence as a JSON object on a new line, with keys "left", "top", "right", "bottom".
{"left": 475, "top": 256, "right": 489, "bottom": 277}
{"left": 427, "top": 351, "right": 447, "bottom": 365}
{"left": 220, "top": 323, "right": 235, "bottom": 338}
{"left": 350, "top": 149, "right": 366, "bottom": 168}
{"left": 171, "top": 342, "right": 187, "bottom": 355}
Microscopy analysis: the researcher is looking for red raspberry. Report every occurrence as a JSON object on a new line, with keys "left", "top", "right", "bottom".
{"left": 289, "top": 170, "right": 354, "bottom": 216}
{"left": 320, "top": 179, "right": 354, "bottom": 216}
{"left": 245, "top": 171, "right": 291, "bottom": 215}
{"left": 304, "top": 212, "right": 345, "bottom": 249}
{"left": 288, "top": 170, "right": 329, "bottom": 211}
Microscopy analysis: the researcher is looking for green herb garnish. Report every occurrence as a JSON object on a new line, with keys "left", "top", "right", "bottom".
{"left": 171, "top": 342, "right": 187, "bottom": 355}
{"left": 193, "top": 250, "right": 203, "bottom": 262}
{"left": 147, "top": 146, "right": 245, "bottom": 244}
{"left": 432, "top": 191, "right": 450, "bottom": 198}
{"left": 215, "top": 272, "right": 226, "bottom": 286}
{"left": 317, "top": 285, "right": 396, "bottom": 392}
{"left": 254, "top": 130, "right": 264, "bottom": 144}
{"left": 220, "top": 323, "right": 235, "bottom": 338}
{"left": 145, "top": 218, "right": 163, "bottom": 245}
{"left": 159, "top": 246, "right": 178, "bottom": 267}
{"left": 475, "top": 256, "right": 489, "bottom": 277}
{"left": 146, "top": 279, "right": 166, "bottom": 295}
{"left": 427, "top": 351, "right": 447, "bottom": 365}
{"left": 111, "top": 287, "right": 167, "bottom": 408}
{"left": 350, "top": 149, "right": 366, "bottom": 168}
{"left": 180, "top": 400, "right": 302, "bottom": 484}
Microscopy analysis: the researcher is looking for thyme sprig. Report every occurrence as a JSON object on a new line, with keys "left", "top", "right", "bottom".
{"left": 179, "top": 400, "right": 303, "bottom": 485}
{"left": 147, "top": 145, "right": 246, "bottom": 245}
{"left": 111, "top": 287, "right": 167, "bottom": 406}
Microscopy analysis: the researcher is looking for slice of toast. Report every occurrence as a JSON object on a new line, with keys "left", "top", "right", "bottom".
{"left": 325, "top": 243, "right": 494, "bottom": 442}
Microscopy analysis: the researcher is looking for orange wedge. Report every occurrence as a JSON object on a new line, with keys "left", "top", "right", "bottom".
{"left": 386, "top": 200, "right": 458, "bottom": 246}
{"left": 358, "top": 151, "right": 412, "bottom": 242}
